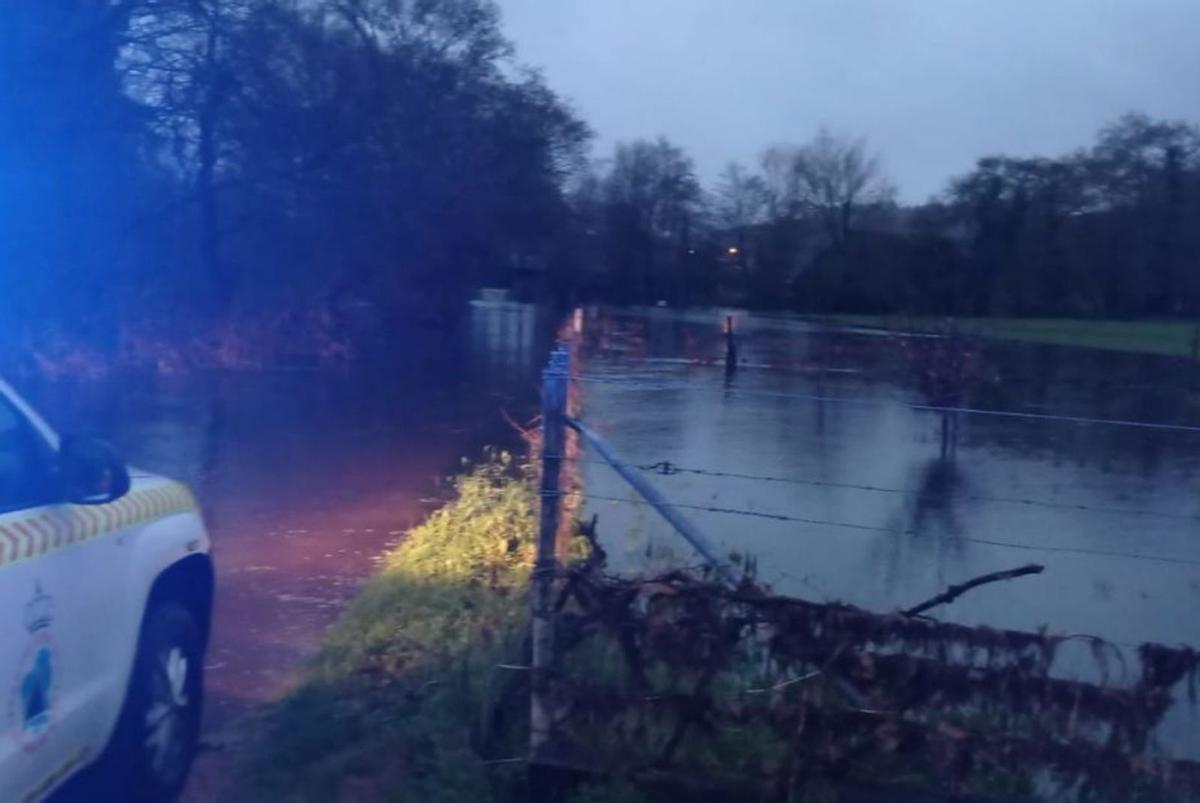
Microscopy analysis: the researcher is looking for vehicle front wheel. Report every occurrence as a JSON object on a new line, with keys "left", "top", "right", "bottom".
{"left": 114, "top": 601, "right": 205, "bottom": 802}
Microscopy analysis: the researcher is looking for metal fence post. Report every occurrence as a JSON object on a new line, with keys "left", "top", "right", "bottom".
{"left": 531, "top": 344, "right": 569, "bottom": 759}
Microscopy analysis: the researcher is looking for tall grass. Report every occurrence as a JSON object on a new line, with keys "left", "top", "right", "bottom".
{"left": 239, "top": 453, "right": 538, "bottom": 802}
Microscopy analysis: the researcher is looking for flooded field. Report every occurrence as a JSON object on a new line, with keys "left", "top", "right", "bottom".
{"left": 17, "top": 301, "right": 1200, "bottom": 795}
{"left": 576, "top": 308, "right": 1200, "bottom": 753}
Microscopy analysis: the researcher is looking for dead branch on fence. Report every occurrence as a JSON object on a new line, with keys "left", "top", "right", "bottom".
{"left": 901, "top": 563, "right": 1045, "bottom": 618}
{"left": 539, "top": 564, "right": 1200, "bottom": 802}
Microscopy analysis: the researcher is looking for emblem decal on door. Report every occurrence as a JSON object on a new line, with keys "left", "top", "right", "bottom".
{"left": 9, "top": 582, "right": 56, "bottom": 751}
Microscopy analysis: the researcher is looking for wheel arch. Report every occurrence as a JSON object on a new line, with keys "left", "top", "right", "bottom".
{"left": 144, "top": 554, "right": 215, "bottom": 651}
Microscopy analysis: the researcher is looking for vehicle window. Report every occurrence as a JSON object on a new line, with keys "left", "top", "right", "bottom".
{"left": 0, "top": 398, "right": 56, "bottom": 513}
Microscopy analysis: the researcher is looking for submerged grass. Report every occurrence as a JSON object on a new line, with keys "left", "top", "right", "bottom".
{"left": 238, "top": 452, "right": 538, "bottom": 803}
{"left": 819, "top": 315, "right": 1200, "bottom": 357}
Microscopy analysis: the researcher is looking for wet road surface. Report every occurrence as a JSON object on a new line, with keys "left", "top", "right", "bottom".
{"left": 23, "top": 302, "right": 552, "bottom": 800}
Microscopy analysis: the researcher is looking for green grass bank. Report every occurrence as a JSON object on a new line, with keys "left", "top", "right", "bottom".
{"left": 237, "top": 454, "right": 543, "bottom": 802}
{"left": 819, "top": 315, "right": 1200, "bottom": 358}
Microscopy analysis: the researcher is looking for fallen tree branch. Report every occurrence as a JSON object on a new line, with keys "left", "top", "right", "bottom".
{"left": 902, "top": 563, "right": 1044, "bottom": 617}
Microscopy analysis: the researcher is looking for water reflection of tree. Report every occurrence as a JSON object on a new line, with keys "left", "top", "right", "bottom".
{"left": 875, "top": 456, "right": 969, "bottom": 598}
{"left": 895, "top": 325, "right": 983, "bottom": 460}
{"left": 910, "top": 457, "right": 967, "bottom": 541}
{"left": 968, "top": 340, "right": 1199, "bottom": 472}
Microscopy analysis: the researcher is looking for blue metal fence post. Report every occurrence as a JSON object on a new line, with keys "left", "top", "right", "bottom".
{"left": 531, "top": 344, "right": 569, "bottom": 758}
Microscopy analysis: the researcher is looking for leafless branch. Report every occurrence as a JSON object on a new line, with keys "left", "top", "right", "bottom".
{"left": 902, "top": 563, "right": 1044, "bottom": 618}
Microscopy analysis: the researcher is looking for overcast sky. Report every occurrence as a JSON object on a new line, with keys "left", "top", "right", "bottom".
{"left": 498, "top": 0, "right": 1200, "bottom": 203}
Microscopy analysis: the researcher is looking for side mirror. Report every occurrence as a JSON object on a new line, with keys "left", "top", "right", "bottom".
{"left": 60, "top": 436, "right": 131, "bottom": 505}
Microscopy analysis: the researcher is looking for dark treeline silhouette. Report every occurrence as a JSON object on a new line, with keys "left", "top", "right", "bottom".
{"left": 569, "top": 116, "right": 1200, "bottom": 318}
{"left": 4, "top": 2, "right": 1199, "bottom": 369}
{"left": 1, "top": 0, "right": 587, "bottom": 360}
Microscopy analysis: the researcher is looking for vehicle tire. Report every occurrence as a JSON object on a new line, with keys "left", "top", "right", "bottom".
{"left": 111, "top": 601, "right": 205, "bottom": 803}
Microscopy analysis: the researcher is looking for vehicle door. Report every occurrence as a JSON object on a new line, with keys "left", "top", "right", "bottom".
{"left": 0, "top": 394, "right": 118, "bottom": 801}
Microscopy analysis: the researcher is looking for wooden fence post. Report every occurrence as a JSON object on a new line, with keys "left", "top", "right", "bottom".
{"left": 724, "top": 314, "right": 737, "bottom": 376}
{"left": 531, "top": 344, "right": 569, "bottom": 760}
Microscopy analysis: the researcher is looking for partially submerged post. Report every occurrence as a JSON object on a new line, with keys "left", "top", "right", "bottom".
{"left": 724, "top": 314, "right": 737, "bottom": 376}
{"left": 531, "top": 345, "right": 568, "bottom": 759}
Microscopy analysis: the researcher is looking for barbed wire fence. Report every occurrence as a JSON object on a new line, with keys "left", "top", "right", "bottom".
{"left": 525, "top": 312, "right": 1200, "bottom": 802}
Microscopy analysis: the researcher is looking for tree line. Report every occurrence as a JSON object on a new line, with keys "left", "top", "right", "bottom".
{"left": 3, "top": 1, "right": 1198, "bottom": 362}
{"left": 1, "top": 0, "right": 587, "bottom": 352}
{"left": 569, "top": 114, "right": 1200, "bottom": 318}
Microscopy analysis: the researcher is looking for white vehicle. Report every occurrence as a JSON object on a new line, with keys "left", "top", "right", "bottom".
{"left": 0, "top": 379, "right": 213, "bottom": 803}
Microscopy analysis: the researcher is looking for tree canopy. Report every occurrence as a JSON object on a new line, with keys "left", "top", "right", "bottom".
{"left": 2, "top": 2, "right": 1198, "bottom": 361}
{"left": 1, "top": 0, "right": 588, "bottom": 353}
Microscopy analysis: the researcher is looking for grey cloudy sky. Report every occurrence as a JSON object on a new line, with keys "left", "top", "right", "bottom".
{"left": 498, "top": 0, "right": 1200, "bottom": 203}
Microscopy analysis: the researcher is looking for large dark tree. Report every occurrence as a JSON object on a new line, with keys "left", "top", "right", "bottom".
{"left": 3, "top": 0, "right": 589, "bottom": 358}
{"left": 944, "top": 115, "right": 1200, "bottom": 318}
{"left": 0, "top": 2, "right": 154, "bottom": 343}
{"left": 591, "top": 138, "right": 702, "bottom": 305}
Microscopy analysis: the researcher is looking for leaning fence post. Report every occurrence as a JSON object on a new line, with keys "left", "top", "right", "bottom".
{"left": 531, "top": 344, "right": 569, "bottom": 760}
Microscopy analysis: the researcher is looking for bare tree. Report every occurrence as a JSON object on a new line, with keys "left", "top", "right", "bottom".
{"left": 759, "top": 144, "right": 802, "bottom": 220}
{"left": 713, "top": 162, "right": 767, "bottom": 232}
{"left": 122, "top": 0, "right": 252, "bottom": 312}
{"left": 602, "top": 138, "right": 701, "bottom": 303}
{"left": 792, "top": 128, "right": 892, "bottom": 246}
{"left": 712, "top": 162, "right": 766, "bottom": 274}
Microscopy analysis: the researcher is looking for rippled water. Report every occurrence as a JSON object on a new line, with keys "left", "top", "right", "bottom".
{"left": 13, "top": 302, "right": 1200, "bottom": 772}
{"left": 576, "top": 307, "right": 1200, "bottom": 753}
{"left": 15, "top": 301, "right": 554, "bottom": 733}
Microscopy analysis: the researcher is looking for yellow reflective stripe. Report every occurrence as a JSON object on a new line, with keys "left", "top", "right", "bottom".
{"left": 80, "top": 507, "right": 101, "bottom": 541}
{"left": 147, "top": 487, "right": 167, "bottom": 518}
{"left": 0, "top": 483, "right": 198, "bottom": 570}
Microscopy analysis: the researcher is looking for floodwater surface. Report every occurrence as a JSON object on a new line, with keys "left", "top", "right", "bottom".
{"left": 22, "top": 302, "right": 1200, "bottom": 795}
{"left": 19, "top": 301, "right": 553, "bottom": 799}
{"left": 575, "top": 308, "right": 1200, "bottom": 755}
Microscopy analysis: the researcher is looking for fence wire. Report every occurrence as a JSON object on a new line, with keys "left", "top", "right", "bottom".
{"left": 571, "top": 374, "right": 1200, "bottom": 434}
{"left": 561, "top": 490, "right": 1200, "bottom": 569}
{"left": 559, "top": 455, "right": 1200, "bottom": 524}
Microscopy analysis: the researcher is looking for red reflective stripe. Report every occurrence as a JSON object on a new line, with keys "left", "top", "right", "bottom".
{"left": 20, "top": 518, "right": 41, "bottom": 556}
{"left": 47, "top": 514, "right": 64, "bottom": 549}
{"left": 0, "top": 525, "right": 16, "bottom": 565}
{"left": 12, "top": 521, "right": 35, "bottom": 558}
{"left": 26, "top": 517, "right": 51, "bottom": 555}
